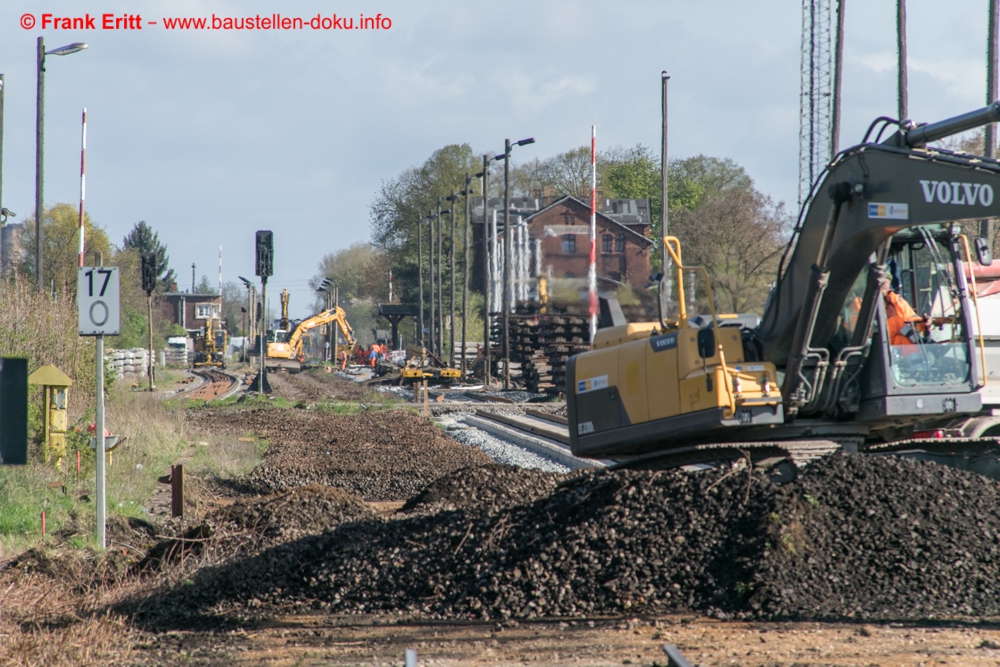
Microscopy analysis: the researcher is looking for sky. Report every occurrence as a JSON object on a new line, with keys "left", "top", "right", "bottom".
{"left": 0, "top": 0, "right": 993, "bottom": 319}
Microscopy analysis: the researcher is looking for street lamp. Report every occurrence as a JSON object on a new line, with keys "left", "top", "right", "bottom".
{"left": 36, "top": 38, "right": 87, "bottom": 291}
{"left": 238, "top": 275, "right": 258, "bottom": 348}
{"left": 319, "top": 278, "right": 338, "bottom": 362}
{"left": 446, "top": 191, "right": 459, "bottom": 365}
{"left": 495, "top": 137, "right": 535, "bottom": 389}
{"left": 417, "top": 214, "right": 431, "bottom": 348}
{"left": 461, "top": 171, "right": 483, "bottom": 378}
{"left": 429, "top": 207, "right": 438, "bottom": 354}
{"left": 436, "top": 201, "right": 452, "bottom": 357}
{"left": 480, "top": 154, "right": 502, "bottom": 386}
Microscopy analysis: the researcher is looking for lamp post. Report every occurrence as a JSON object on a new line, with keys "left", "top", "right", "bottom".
{"left": 318, "top": 284, "right": 330, "bottom": 362}
{"left": 238, "top": 276, "right": 258, "bottom": 365}
{"left": 480, "top": 155, "right": 497, "bottom": 386}
{"left": 417, "top": 214, "right": 428, "bottom": 348}
{"left": 319, "top": 277, "right": 337, "bottom": 363}
{"left": 436, "top": 200, "right": 452, "bottom": 357}
{"left": 461, "top": 171, "right": 483, "bottom": 378}
{"left": 429, "top": 205, "right": 438, "bottom": 354}
{"left": 495, "top": 137, "right": 535, "bottom": 389}
{"left": 36, "top": 38, "right": 87, "bottom": 291}
{"left": 446, "top": 191, "right": 459, "bottom": 366}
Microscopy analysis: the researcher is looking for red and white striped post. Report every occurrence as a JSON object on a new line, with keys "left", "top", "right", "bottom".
{"left": 588, "top": 125, "right": 598, "bottom": 344}
{"left": 77, "top": 108, "right": 87, "bottom": 268}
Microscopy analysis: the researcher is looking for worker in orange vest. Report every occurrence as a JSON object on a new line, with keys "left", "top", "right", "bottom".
{"left": 339, "top": 348, "right": 348, "bottom": 371}
{"left": 881, "top": 280, "right": 930, "bottom": 347}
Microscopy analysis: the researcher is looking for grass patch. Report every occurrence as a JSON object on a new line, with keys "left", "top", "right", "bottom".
{"left": 0, "top": 380, "right": 265, "bottom": 558}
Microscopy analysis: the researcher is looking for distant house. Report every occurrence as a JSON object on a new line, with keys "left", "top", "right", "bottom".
{"left": 469, "top": 195, "right": 653, "bottom": 293}
{"left": 159, "top": 283, "right": 221, "bottom": 334}
{"left": 524, "top": 196, "right": 653, "bottom": 288}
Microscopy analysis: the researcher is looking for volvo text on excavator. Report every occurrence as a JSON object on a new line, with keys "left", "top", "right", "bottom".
{"left": 567, "top": 103, "right": 1000, "bottom": 476}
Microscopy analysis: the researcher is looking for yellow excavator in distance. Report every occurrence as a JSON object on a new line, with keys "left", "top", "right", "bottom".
{"left": 266, "top": 306, "right": 357, "bottom": 372}
{"left": 193, "top": 318, "right": 228, "bottom": 369}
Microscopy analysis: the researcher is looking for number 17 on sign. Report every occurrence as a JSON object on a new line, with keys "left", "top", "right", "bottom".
{"left": 78, "top": 267, "right": 120, "bottom": 336}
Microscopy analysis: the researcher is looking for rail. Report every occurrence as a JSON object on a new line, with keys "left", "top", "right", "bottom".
{"left": 173, "top": 368, "right": 240, "bottom": 402}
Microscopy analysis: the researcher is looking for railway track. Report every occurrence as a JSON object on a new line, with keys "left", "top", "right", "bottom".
{"left": 175, "top": 368, "right": 241, "bottom": 402}
{"left": 465, "top": 409, "right": 601, "bottom": 469}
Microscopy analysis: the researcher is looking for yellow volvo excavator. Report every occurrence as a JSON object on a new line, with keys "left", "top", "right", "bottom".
{"left": 568, "top": 103, "right": 1000, "bottom": 475}
{"left": 266, "top": 306, "right": 357, "bottom": 372}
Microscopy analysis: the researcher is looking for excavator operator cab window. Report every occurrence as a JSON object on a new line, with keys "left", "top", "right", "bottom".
{"left": 880, "top": 230, "right": 970, "bottom": 387}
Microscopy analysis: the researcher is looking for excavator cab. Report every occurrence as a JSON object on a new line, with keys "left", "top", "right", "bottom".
{"left": 852, "top": 226, "right": 979, "bottom": 425}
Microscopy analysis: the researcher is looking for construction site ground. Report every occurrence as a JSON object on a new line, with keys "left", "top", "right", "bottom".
{"left": 7, "top": 367, "right": 1000, "bottom": 666}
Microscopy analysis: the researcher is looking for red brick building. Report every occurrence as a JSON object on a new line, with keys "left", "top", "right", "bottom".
{"left": 470, "top": 196, "right": 653, "bottom": 293}
{"left": 159, "top": 285, "right": 222, "bottom": 335}
{"left": 524, "top": 196, "right": 652, "bottom": 288}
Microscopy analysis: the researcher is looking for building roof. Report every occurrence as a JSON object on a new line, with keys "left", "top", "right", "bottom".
{"left": 602, "top": 198, "right": 651, "bottom": 226}
{"left": 523, "top": 195, "right": 654, "bottom": 247}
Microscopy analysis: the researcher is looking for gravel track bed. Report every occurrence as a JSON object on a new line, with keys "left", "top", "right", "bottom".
{"left": 436, "top": 416, "right": 572, "bottom": 473}
{"left": 186, "top": 408, "right": 491, "bottom": 501}
{"left": 119, "top": 453, "right": 1000, "bottom": 629}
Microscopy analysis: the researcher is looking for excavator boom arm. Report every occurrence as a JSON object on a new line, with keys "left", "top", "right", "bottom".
{"left": 757, "top": 104, "right": 1000, "bottom": 367}
{"left": 286, "top": 307, "right": 357, "bottom": 358}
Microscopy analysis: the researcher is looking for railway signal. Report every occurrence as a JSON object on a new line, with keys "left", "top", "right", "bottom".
{"left": 251, "top": 231, "right": 273, "bottom": 394}
{"left": 140, "top": 253, "right": 156, "bottom": 391}
{"left": 255, "top": 230, "right": 273, "bottom": 278}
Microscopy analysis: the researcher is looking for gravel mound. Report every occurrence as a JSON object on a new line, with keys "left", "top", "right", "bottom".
{"left": 123, "top": 453, "right": 1000, "bottom": 627}
{"left": 400, "top": 464, "right": 567, "bottom": 514}
{"left": 748, "top": 453, "right": 1000, "bottom": 620}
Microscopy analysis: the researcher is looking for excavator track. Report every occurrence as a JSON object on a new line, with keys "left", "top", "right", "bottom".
{"left": 614, "top": 438, "right": 850, "bottom": 471}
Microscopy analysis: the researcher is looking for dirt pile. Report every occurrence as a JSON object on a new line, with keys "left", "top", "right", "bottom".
{"left": 265, "top": 370, "right": 381, "bottom": 403}
{"left": 187, "top": 408, "right": 492, "bottom": 501}
{"left": 138, "top": 485, "right": 379, "bottom": 571}
{"left": 400, "top": 463, "right": 568, "bottom": 514}
{"left": 123, "top": 453, "right": 1000, "bottom": 627}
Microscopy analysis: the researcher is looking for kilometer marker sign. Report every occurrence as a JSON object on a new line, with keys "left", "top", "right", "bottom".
{"left": 78, "top": 266, "right": 120, "bottom": 336}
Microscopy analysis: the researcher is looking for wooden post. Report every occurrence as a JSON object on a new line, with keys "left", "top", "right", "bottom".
{"left": 171, "top": 464, "right": 184, "bottom": 518}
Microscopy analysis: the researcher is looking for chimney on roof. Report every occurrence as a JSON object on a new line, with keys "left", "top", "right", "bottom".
{"left": 170, "top": 282, "right": 178, "bottom": 292}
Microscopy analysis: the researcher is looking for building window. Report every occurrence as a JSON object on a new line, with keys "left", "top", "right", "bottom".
{"left": 563, "top": 215, "right": 574, "bottom": 225}
{"left": 615, "top": 234, "right": 626, "bottom": 252}
{"left": 602, "top": 234, "right": 613, "bottom": 253}
{"left": 562, "top": 234, "right": 576, "bottom": 254}
{"left": 195, "top": 303, "right": 219, "bottom": 320}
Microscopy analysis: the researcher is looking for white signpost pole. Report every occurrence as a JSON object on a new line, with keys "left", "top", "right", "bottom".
{"left": 95, "top": 330, "right": 105, "bottom": 549}
{"left": 78, "top": 266, "right": 120, "bottom": 550}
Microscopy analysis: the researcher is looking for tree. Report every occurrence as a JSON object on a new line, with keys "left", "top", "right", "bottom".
{"left": 603, "top": 144, "right": 661, "bottom": 233}
{"left": 20, "top": 203, "right": 113, "bottom": 294}
{"left": 194, "top": 274, "right": 213, "bottom": 295}
{"left": 121, "top": 221, "right": 176, "bottom": 290}
{"left": 512, "top": 146, "right": 593, "bottom": 200}
{"left": 670, "top": 177, "right": 789, "bottom": 314}
{"left": 220, "top": 280, "right": 247, "bottom": 335}
{"left": 369, "top": 143, "right": 483, "bottom": 314}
